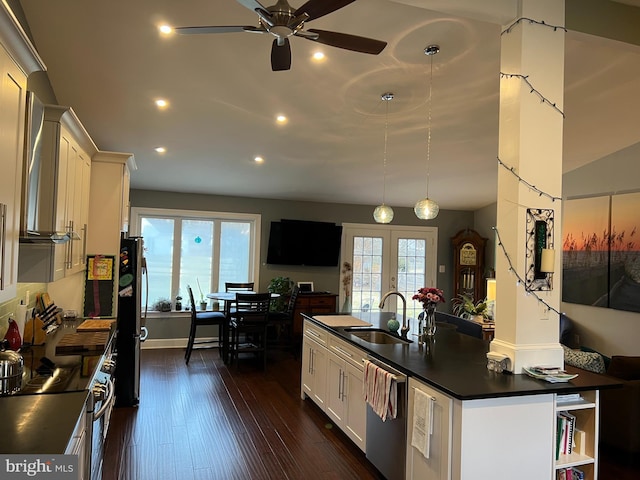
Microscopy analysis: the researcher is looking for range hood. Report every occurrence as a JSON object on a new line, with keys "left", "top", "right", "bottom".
{"left": 20, "top": 92, "right": 71, "bottom": 244}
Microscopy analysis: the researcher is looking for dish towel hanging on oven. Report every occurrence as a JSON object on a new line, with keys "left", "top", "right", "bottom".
{"left": 411, "top": 388, "right": 435, "bottom": 459}
{"left": 363, "top": 360, "right": 397, "bottom": 421}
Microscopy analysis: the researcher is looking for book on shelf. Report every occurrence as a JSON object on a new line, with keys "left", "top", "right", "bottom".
{"left": 572, "top": 466, "right": 585, "bottom": 480}
{"left": 559, "top": 411, "right": 576, "bottom": 455}
{"left": 557, "top": 393, "right": 583, "bottom": 403}
{"left": 574, "top": 429, "right": 586, "bottom": 456}
{"left": 556, "top": 414, "right": 565, "bottom": 460}
{"left": 557, "top": 468, "right": 566, "bottom": 480}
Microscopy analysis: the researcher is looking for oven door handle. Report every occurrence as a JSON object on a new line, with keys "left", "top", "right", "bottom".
{"left": 93, "top": 378, "right": 115, "bottom": 421}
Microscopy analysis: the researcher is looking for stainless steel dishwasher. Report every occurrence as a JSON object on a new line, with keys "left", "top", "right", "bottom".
{"left": 365, "top": 356, "right": 408, "bottom": 480}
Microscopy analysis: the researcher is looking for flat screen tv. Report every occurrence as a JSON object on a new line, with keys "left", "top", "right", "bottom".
{"left": 267, "top": 219, "right": 342, "bottom": 266}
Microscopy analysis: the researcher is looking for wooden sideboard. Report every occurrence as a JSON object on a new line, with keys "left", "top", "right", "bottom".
{"left": 292, "top": 293, "right": 338, "bottom": 335}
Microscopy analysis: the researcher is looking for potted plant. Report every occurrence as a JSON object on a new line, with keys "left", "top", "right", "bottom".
{"left": 452, "top": 294, "right": 488, "bottom": 322}
{"left": 267, "top": 276, "right": 294, "bottom": 312}
{"left": 196, "top": 278, "right": 208, "bottom": 310}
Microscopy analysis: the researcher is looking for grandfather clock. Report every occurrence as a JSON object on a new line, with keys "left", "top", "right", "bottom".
{"left": 451, "top": 229, "right": 487, "bottom": 303}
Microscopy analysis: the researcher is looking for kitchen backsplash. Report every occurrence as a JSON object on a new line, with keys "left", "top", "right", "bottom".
{"left": 0, "top": 283, "right": 46, "bottom": 340}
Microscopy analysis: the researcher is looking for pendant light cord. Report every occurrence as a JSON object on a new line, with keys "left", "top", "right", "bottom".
{"left": 383, "top": 97, "right": 389, "bottom": 204}
{"left": 425, "top": 52, "right": 433, "bottom": 198}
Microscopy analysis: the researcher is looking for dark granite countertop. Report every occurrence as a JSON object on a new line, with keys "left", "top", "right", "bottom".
{"left": 305, "top": 312, "right": 621, "bottom": 401}
{"left": 0, "top": 390, "right": 90, "bottom": 454}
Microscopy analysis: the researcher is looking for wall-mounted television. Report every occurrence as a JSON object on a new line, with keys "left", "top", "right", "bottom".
{"left": 267, "top": 219, "right": 343, "bottom": 266}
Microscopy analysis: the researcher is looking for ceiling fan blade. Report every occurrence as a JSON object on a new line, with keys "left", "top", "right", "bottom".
{"left": 305, "top": 29, "right": 386, "bottom": 54}
{"left": 174, "top": 25, "right": 257, "bottom": 35}
{"left": 271, "top": 38, "right": 292, "bottom": 71}
{"left": 294, "top": 0, "right": 356, "bottom": 21}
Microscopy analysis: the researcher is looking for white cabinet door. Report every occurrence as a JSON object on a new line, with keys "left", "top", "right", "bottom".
{"left": 406, "top": 377, "right": 452, "bottom": 480}
{"left": 326, "top": 353, "right": 346, "bottom": 425}
{"left": 0, "top": 45, "right": 26, "bottom": 303}
{"left": 344, "top": 361, "right": 366, "bottom": 451}
{"left": 300, "top": 335, "right": 328, "bottom": 410}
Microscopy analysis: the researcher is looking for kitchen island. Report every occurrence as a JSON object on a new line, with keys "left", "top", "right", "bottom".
{"left": 302, "top": 312, "right": 620, "bottom": 480}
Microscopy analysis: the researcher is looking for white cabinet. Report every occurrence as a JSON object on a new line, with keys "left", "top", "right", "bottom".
{"left": 554, "top": 391, "right": 599, "bottom": 480}
{"left": 87, "top": 152, "right": 135, "bottom": 257}
{"left": 406, "top": 377, "right": 452, "bottom": 480}
{"left": 0, "top": 3, "right": 45, "bottom": 302}
{"left": 301, "top": 320, "right": 328, "bottom": 409}
{"left": 326, "top": 334, "right": 367, "bottom": 451}
{"left": 18, "top": 106, "right": 96, "bottom": 282}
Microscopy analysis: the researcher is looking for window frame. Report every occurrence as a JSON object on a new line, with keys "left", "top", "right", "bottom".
{"left": 130, "top": 207, "right": 261, "bottom": 307}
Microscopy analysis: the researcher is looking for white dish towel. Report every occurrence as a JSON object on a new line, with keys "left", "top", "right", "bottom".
{"left": 363, "top": 360, "right": 397, "bottom": 421}
{"left": 411, "top": 388, "right": 435, "bottom": 459}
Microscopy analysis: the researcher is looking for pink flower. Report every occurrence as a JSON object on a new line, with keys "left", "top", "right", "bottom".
{"left": 412, "top": 287, "right": 445, "bottom": 308}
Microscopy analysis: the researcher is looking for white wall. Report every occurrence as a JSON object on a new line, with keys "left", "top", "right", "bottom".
{"left": 562, "top": 141, "right": 640, "bottom": 357}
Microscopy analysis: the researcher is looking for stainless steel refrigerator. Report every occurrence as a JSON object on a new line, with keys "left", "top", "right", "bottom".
{"left": 115, "top": 235, "right": 148, "bottom": 407}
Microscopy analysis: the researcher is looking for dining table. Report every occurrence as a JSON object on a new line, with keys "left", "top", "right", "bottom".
{"left": 206, "top": 291, "right": 279, "bottom": 363}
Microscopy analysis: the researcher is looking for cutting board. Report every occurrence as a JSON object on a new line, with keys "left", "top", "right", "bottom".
{"left": 312, "top": 315, "right": 373, "bottom": 328}
{"left": 56, "top": 331, "right": 110, "bottom": 354}
{"left": 77, "top": 319, "right": 115, "bottom": 332}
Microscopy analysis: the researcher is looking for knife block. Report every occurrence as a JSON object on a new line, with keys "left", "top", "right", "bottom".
{"left": 23, "top": 315, "right": 46, "bottom": 345}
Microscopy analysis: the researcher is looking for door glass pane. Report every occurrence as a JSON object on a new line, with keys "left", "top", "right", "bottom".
{"left": 397, "top": 238, "right": 427, "bottom": 319}
{"left": 219, "top": 221, "right": 251, "bottom": 286}
{"left": 180, "top": 219, "right": 214, "bottom": 305}
{"left": 141, "top": 217, "right": 174, "bottom": 309}
{"left": 351, "top": 236, "right": 383, "bottom": 313}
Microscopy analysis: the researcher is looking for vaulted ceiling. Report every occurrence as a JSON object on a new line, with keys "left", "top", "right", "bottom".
{"left": 18, "top": 0, "right": 640, "bottom": 211}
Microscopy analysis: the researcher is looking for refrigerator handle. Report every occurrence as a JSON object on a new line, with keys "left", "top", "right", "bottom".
{"left": 140, "top": 326, "right": 148, "bottom": 342}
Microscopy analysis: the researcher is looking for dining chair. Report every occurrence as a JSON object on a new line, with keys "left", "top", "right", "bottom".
{"left": 185, "top": 285, "right": 227, "bottom": 365}
{"left": 228, "top": 292, "right": 271, "bottom": 369}
{"left": 268, "top": 285, "right": 300, "bottom": 357}
{"left": 225, "top": 282, "right": 254, "bottom": 292}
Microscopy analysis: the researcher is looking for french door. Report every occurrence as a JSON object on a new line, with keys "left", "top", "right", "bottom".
{"left": 340, "top": 224, "right": 438, "bottom": 319}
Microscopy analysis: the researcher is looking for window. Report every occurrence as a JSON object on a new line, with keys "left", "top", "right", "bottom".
{"left": 130, "top": 207, "right": 260, "bottom": 310}
{"left": 341, "top": 224, "right": 437, "bottom": 319}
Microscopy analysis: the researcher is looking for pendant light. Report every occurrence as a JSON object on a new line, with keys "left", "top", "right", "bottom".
{"left": 373, "top": 92, "right": 394, "bottom": 224}
{"left": 414, "top": 44, "right": 440, "bottom": 220}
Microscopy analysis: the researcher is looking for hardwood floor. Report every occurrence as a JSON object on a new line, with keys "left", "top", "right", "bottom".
{"left": 103, "top": 348, "right": 640, "bottom": 480}
{"left": 103, "top": 348, "right": 383, "bottom": 480}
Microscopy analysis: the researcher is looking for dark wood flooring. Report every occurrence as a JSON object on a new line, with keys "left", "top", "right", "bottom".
{"left": 103, "top": 348, "right": 639, "bottom": 480}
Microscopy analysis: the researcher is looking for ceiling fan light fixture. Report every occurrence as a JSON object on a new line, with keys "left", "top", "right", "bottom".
{"left": 415, "top": 44, "right": 440, "bottom": 220}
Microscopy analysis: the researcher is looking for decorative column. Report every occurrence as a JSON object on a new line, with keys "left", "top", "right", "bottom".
{"left": 490, "top": 0, "right": 565, "bottom": 373}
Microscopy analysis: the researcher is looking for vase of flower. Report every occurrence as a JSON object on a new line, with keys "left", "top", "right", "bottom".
{"left": 424, "top": 305, "right": 437, "bottom": 337}
{"left": 412, "top": 287, "right": 445, "bottom": 338}
{"left": 341, "top": 262, "right": 352, "bottom": 313}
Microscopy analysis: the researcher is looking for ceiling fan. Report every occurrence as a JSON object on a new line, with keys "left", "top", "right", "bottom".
{"left": 173, "top": 0, "right": 387, "bottom": 71}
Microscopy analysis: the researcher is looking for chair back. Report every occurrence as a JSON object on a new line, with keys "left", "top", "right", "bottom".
{"left": 233, "top": 293, "right": 271, "bottom": 323}
{"left": 284, "top": 285, "right": 300, "bottom": 317}
{"left": 225, "top": 282, "right": 255, "bottom": 292}
{"left": 187, "top": 285, "right": 196, "bottom": 313}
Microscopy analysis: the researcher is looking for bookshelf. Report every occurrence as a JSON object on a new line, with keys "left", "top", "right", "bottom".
{"left": 554, "top": 390, "right": 599, "bottom": 480}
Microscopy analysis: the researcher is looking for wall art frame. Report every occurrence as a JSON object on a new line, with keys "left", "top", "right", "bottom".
{"left": 525, "top": 208, "right": 554, "bottom": 291}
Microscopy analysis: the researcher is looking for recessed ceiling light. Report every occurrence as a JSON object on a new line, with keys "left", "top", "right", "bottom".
{"left": 159, "top": 25, "right": 173, "bottom": 35}
{"left": 155, "top": 147, "right": 166, "bottom": 153}
{"left": 312, "top": 51, "right": 325, "bottom": 62}
{"left": 254, "top": 156, "right": 264, "bottom": 163}
{"left": 155, "top": 99, "right": 168, "bottom": 109}
{"left": 276, "top": 115, "right": 287, "bottom": 124}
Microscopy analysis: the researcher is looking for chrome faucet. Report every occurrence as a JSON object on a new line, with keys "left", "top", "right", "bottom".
{"left": 379, "top": 291, "right": 410, "bottom": 339}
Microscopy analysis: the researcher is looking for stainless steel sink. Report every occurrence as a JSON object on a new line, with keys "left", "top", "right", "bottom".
{"left": 344, "top": 328, "right": 412, "bottom": 344}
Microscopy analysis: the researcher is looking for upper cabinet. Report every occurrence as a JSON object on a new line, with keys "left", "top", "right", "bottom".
{"left": 87, "top": 152, "right": 136, "bottom": 257}
{"left": 18, "top": 105, "right": 97, "bottom": 282}
{"left": 0, "top": 0, "right": 45, "bottom": 302}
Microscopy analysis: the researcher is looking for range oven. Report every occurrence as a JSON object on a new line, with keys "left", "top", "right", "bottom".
{"left": 14, "top": 325, "right": 117, "bottom": 480}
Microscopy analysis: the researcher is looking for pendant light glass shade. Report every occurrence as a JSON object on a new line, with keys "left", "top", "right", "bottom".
{"left": 414, "top": 198, "right": 440, "bottom": 219}
{"left": 373, "top": 204, "right": 394, "bottom": 223}
{"left": 415, "top": 45, "right": 440, "bottom": 220}
{"left": 373, "top": 92, "right": 394, "bottom": 224}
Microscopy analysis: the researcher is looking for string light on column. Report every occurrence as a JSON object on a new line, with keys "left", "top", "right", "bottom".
{"left": 414, "top": 44, "right": 440, "bottom": 220}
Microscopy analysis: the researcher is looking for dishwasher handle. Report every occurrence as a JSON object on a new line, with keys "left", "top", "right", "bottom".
{"left": 365, "top": 356, "right": 407, "bottom": 383}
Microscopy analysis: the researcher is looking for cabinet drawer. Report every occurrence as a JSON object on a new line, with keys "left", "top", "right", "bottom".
{"left": 303, "top": 320, "right": 328, "bottom": 346}
{"left": 328, "top": 335, "right": 366, "bottom": 369}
